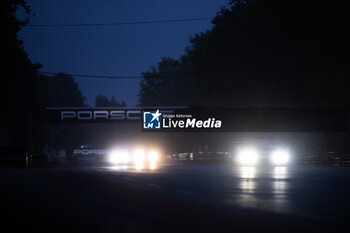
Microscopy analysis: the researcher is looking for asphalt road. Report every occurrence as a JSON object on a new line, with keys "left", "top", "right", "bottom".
{"left": 1, "top": 161, "right": 350, "bottom": 233}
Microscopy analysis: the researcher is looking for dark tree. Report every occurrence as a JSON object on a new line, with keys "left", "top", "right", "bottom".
{"left": 138, "top": 57, "right": 190, "bottom": 106}
{"left": 43, "top": 73, "right": 86, "bottom": 107}
{"left": 0, "top": 0, "right": 49, "bottom": 150}
{"left": 139, "top": 0, "right": 350, "bottom": 107}
{"left": 95, "top": 95, "right": 126, "bottom": 107}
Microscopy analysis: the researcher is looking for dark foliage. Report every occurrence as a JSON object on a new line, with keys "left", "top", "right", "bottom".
{"left": 95, "top": 95, "right": 126, "bottom": 107}
{"left": 0, "top": 0, "right": 48, "bottom": 150}
{"left": 139, "top": 0, "right": 350, "bottom": 107}
{"left": 43, "top": 73, "right": 86, "bottom": 107}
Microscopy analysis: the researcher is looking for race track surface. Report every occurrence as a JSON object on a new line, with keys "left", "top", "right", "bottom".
{"left": 1, "top": 162, "right": 349, "bottom": 233}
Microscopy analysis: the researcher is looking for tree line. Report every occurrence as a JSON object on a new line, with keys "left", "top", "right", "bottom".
{"left": 0, "top": 0, "right": 124, "bottom": 149}
{"left": 139, "top": 0, "right": 350, "bottom": 107}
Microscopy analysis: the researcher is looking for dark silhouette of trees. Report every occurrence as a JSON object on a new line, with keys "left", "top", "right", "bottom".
{"left": 95, "top": 95, "right": 126, "bottom": 107}
{"left": 139, "top": 0, "right": 350, "bottom": 107}
{"left": 0, "top": 0, "right": 49, "bottom": 150}
{"left": 138, "top": 57, "right": 190, "bottom": 106}
{"left": 43, "top": 73, "right": 86, "bottom": 107}
{"left": 0, "top": 1, "right": 87, "bottom": 151}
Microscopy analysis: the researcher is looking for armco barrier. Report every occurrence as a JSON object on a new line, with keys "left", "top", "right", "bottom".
{"left": 168, "top": 151, "right": 350, "bottom": 167}
{"left": 300, "top": 152, "right": 350, "bottom": 166}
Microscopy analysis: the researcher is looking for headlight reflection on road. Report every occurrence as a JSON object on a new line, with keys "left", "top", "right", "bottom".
{"left": 135, "top": 161, "right": 158, "bottom": 171}
{"left": 240, "top": 179, "right": 255, "bottom": 193}
{"left": 110, "top": 165, "right": 129, "bottom": 170}
{"left": 273, "top": 181, "right": 287, "bottom": 194}
{"left": 234, "top": 166, "right": 289, "bottom": 211}
{"left": 273, "top": 166, "right": 288, "bottom": 179}
{"left": 150, "top": 161, "right": 157, "bottom": 170}
{"left": 135, "top": 162, "right": 144, "bottom": 171}
{"left": 239, "top": 166, "right": 256, "bottom": 193}
{"left": 273, "top": 167, "right": 288, "bottom": 195}
{"left": 239, "top": 166, "right": 256, "bottom": 179}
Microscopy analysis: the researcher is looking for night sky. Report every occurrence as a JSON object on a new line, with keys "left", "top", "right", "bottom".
{"left": 18, "top": 0, "right": 228, "bottom": 106}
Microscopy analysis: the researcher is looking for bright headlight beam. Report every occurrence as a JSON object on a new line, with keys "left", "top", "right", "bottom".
{"left": 120, "top": 150, "right": 130, "bottom": 163}
{"left": 148, "top": 150, "right": 159, "bottom": 161}
{"left": 150, "top": 161, "right": 157, "bottom": 170}
{"left": 271, "top": 149, "right": 290, "bottom": 165}
{"left": 133, "top": 149, "right": 146, "bottom": 163}
{"left": 237, "top": 148, "right": 259, "bottom": 165}
{"left": 109, "top": 150, "right": 120, "bottom": 164}
{"left": 109, "top": 150, "right": 130, "bottom": 164}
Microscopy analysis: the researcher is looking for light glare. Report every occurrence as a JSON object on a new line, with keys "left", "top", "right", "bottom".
{"left": 150, "top": 161, "right": 157, "bottom": 170}
{"left": 109, "top": 150, "right": 120, "bottom": 164}
{"left": 148, "top": 150, "right": 159, "bottom": 161}
{"left": 135, "top": 162, "right": 144, "bottom": 171}
{"left": 271, "top": 150, "right": 290, "bottom": 165}
{"left": 237, "top": 148, "right": 259, "bottom": 165}
{"left": 133, "top": 149, "right": 146, "bottom": 163}
{"left": 109, "top": 150, "right": 130, "bottom": 164}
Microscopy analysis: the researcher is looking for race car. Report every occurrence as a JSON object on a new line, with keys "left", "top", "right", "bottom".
{"left": 232, "top": 139, "right": 291, "bottom": 166}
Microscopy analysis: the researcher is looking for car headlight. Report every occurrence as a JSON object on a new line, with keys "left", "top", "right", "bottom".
{"left": 109, "top": 150, "right": 121, "bottom": 164}
{"left": 271, "top": 149, "right": 290, "bottom": 165}
{"left": 237, "top": 148, "right": 259, "bottom": 165}
{"left": 148, "top": 150, "right": 159, "bottom": 161}
{"left": 133, "top": 149, "right": 146, "bottom": 163}
{"left": 120, "top": 150, "right": 130, "bottom": 163}
{"left": 109, "top": 150, "right": 130, "bottom": 164}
